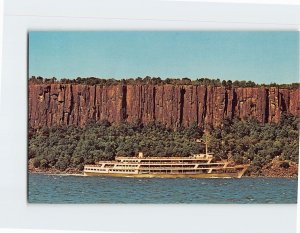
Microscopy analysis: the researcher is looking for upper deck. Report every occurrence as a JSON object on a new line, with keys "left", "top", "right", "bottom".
{"left": 115, "top": 153, "right": 214, "bottom": 163}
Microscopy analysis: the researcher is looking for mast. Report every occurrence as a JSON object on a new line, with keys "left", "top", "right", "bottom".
{"left": 205, "top": 129, "right": 208, "bottom": 156}
{"left": 196, "top": 128, "right": 209, "bottom": 155}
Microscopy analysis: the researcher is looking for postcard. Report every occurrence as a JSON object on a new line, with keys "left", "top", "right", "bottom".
{"left": 27, "top": 31, "right": 299, "bottom": 204}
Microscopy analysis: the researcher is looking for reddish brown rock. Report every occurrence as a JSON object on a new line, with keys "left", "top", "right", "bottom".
{"left": 261, "top": 158, "right": 298, "bottom": 177}
{"left": 28, "top": 83, "right": 300, "bottom": 129}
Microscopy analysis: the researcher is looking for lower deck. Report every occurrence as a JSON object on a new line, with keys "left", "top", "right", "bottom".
{"left": 83, "top": 171, "right": 245, "bottom": 178}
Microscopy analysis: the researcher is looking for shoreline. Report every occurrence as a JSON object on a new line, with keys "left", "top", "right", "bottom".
{"left": 29, "top": 170, "right": 84, "bottom": 176}
{"left": 28, "top": 171, "right": 298, "bottom": 178}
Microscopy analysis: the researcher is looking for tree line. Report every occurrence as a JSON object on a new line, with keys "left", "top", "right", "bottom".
{"left": 28, "top": 113, "right": 299, "bottom": 175}
{"left": 28, "top": 76, "right": 299, "bottom": 89}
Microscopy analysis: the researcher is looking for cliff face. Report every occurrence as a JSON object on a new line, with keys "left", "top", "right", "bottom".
{"left": 28, "top": 83, "right": 300, "bottom": 128}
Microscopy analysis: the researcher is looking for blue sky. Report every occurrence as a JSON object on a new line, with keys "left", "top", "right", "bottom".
{"left": 29, "top": 31, "right": 299, "bottom": 84}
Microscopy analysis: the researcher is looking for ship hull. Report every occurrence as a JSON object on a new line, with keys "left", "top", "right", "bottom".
{"left": 83, "top": 172, "right": 246, "bottom": 179}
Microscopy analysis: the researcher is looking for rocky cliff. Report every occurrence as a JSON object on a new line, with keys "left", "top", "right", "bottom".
{"left": 28, "top": 83, "right": 300, "bottom": 128}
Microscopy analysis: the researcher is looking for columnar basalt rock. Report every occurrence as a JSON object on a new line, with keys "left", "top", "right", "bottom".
{"left": 28, "top": 83, "right": 300, "bottom": 128}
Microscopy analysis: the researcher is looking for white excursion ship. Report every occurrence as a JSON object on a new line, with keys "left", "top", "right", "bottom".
{"left": 84, "top": 136, "right": 249, "bottom": 178}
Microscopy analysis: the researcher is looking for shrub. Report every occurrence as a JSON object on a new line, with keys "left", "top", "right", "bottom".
{"left": 280, "top": 161, "right": 290, "bottom": 169}
{"left": 32, "top": 158, "right": 40, "bottom": 168}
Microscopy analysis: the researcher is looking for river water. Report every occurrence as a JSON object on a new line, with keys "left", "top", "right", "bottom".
{"left": 28, "top": 173, "right": 298, "bottom": 204}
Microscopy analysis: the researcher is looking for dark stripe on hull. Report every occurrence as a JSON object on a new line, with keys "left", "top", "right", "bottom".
{"left": 83, "top": 172, "right": 244, "bottom": 178}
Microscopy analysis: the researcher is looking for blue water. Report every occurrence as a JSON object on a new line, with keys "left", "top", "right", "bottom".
{"left": 28, "top": 174, "right": 298, "bottom": 204}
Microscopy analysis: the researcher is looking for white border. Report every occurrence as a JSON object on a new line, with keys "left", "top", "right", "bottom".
{"left": 171, "top": 0, "right": 300, "bottom": 5}
{"left": 0, "top": 1, "right": 299, "bottom": 233}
